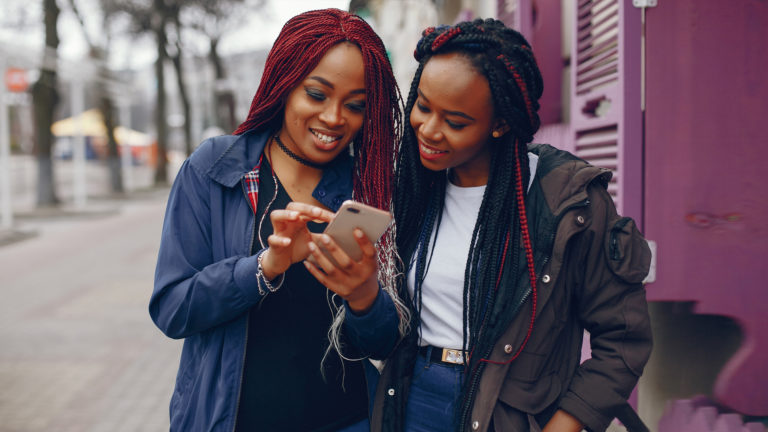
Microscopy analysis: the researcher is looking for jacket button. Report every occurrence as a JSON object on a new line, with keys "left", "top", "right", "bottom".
{"left": 318, "top": 190, "right": 326, "bottom": 197}
{"left": 576, "top": 215, "right": 585, "bottom": 225}
{"left": 472, "top": 420, "right": 480, "bottom": 430}
{"left": 387, "top": 388, "right": 395, "bottom": 396}
{"left": 504, "top": 344, "right": 513, "bottom": 354}
{"left": 542, "top": 274, "right": 551, "bottom": 283}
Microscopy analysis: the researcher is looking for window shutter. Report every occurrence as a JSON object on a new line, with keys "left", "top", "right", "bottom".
{"left": 571, "top": 0, "right": 642, "bottom": 223}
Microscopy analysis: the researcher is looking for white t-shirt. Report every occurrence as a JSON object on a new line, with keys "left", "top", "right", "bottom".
{"left": 407, "top": 153, "right": 539, "bottom": 349}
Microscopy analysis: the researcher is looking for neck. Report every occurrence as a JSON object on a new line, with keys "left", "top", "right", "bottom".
{"left": 273, "top": 134, "right": 324, "bottom": 170}
{"left": 448, "top": 165, "right": 489, "bottom": 187}
{"left": 267, "top": 138, "right": 324, "bottom": 206}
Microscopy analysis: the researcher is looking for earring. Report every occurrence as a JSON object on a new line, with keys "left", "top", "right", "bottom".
{"left": 492, "top": 130, "right": 501, "bottom": 138}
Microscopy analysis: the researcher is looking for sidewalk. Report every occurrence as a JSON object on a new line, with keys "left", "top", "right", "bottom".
{"left": 0, "top": 157, "right": 182, "bottom": 432}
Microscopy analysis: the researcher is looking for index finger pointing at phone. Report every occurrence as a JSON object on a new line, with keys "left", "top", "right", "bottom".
{"left": 285, "top": 202, "right": 335, "bottom": 224}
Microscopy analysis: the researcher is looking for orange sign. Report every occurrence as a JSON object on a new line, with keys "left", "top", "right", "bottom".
{"left": 5, "top": 68, "right": 29, "bottom": 93}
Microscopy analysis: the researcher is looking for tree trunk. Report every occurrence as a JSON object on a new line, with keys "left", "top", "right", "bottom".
{"left": 31, "top": 0, "right": 60, "bottom": 207}
{"left": 171, "top": 50, "right": 193, "bottom": 156}
{"left": 209, "top": 38, "right": 236, "bottom": 132}
{"left": 153, "top": 4, "right": 169, "bottom": 186}
{"left": 100, "top": 95, "right": 123, "bottom": 194}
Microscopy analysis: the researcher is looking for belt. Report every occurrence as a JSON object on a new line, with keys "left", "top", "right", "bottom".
{"left": 418, "top": 345, "right": 466, "bottom": 366}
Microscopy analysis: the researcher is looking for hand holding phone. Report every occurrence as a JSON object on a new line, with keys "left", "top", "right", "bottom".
{"left": 322, "top": 200, "right": 393, "bottom": 261}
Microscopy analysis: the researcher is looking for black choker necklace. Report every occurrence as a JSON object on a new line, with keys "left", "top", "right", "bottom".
{"left": 273, "top": 135, "right": 323, "bottom": 169}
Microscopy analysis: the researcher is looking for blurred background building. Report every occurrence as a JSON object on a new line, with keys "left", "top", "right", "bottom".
{"left": 1, "top": 1, "right": 766, "bottom": 431}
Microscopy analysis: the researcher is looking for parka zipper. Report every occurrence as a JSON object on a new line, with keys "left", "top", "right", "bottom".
{"left": 457, "top": 198, "right": 590, "bottom": 431}
{"left": 231, "top": 178, "right": 259, "bottom": 432}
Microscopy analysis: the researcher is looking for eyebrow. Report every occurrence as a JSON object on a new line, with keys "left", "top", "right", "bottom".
{"left": 417, "top": 89, "right": 475, "bottom": 121}
{"left": 308, "top": 76, "right": 366, "bottom": 95}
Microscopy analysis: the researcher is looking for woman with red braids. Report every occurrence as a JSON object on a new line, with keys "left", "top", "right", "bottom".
{"left": 150, "top": 9, "right": 409, "bottom": 431}
{"left": 301, "top": 18, "right": 653, "bottom": 431}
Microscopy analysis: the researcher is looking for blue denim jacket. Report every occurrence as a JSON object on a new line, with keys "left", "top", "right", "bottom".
{"left": 150, "top": 129, "right": 373, "bottom": 431}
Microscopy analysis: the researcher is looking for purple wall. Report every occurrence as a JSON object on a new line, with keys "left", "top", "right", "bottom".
{"left": 644, "top": 0, "right": 768, "bottom": 416}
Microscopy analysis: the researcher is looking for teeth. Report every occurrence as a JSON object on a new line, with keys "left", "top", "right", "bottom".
{"left": 420, "top": 143, "right": 444, "bottom": 154}
{"left": 313, "top": 130, "right": 339, "bottom": 144}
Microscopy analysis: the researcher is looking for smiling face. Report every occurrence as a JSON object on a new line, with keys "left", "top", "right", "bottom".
{"left": 279, "top": 42, "right": 366, "bottom": 166}
{"left": 410, "top": 52, "right": 499, "bottom": 187}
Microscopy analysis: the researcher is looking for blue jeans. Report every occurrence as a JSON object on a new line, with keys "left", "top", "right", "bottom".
{"left": 404, "top": 348, "right": 465, "bottom": 431}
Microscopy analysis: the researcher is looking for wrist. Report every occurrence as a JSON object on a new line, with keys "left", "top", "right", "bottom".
{"left": 259, "top": 249, "right": 282, "bottom": 281}
{"left": 346, "top": 277, "right": 379, "bottom": 314}
{"left": 257, "top": 250, "right": 285, "bottom": 295}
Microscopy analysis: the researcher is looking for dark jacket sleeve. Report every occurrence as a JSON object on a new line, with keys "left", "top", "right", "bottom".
{"left": 149, "top": 157, "right": 264, "bottom": 339}
{"left": 343, "top": 287, "right": 401, "bottom": 359}
{"left": 559, "top": 184, "right": 653, "bottom": 431}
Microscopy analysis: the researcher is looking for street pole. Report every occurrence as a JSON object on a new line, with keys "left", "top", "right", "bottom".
{"left": 71, "top": 77, "right": 87, "bottom": 208}
{"left": 0, "top": 56, "right": 14, "bottom": 230}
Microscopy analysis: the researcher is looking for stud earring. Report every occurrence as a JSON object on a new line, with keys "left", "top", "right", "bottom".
{"left": 492, "top": 130, "right": 501, "bottom": 138}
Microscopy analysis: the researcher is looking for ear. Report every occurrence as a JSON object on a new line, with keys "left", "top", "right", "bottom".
{"left": 491, "top": 119, "right": 511, "bottom": 138}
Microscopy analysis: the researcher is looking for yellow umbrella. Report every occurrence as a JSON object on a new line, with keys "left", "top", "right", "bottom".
{"left": 51, "top": 109, "right": 152, "bottom": 147}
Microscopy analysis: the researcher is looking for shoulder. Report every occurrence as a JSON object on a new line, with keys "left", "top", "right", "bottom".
{"left": 528, "top": 143, "right": 603, "bottom": 181}
{"left": 184, "top": 130, "right": 271, "bottom": 187}
{"left": 186, "top": 134, "right": 242, "bottom": 173}
{"left": 529, "top": 143, "right": 612, "bottom": 209}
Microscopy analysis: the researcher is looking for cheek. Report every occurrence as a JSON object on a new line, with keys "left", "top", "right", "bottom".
{"left": 409, "top": 110, "right": 422, "bottom": 131}
{"left": 349, "top": 115, "right": 364, "bottom": 135}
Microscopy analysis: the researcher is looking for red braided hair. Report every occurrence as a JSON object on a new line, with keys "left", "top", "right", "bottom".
{"left": 496, "top": 54, "right": 536, "bottom": 129}
{"left": 233, "top": 8, "right": 402, "bottom": 211}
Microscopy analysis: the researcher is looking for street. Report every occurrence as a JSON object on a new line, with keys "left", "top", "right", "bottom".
{"left": 0, "top": 189, "right": 181, "bottom": 432}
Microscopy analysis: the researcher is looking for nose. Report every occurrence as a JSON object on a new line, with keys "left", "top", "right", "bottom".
{"left": 419, "top": 113, "right": 442, "bottom": 141}
{"left": 319, "top": 103, "right": 344, "bottom": 128}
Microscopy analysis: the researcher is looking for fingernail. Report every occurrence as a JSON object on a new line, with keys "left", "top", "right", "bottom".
{"left": 321, "top": 235, "right": 331, "bottom": 245}
{"left": 308, "top": 242, "right": 317, "bottom": 252}
{"left": 354, "top": 229, "right": 364, "bottom": 238}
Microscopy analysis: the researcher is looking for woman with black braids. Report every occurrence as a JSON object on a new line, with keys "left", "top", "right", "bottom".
{"left": 301, "top": 18, "right": 653, "bottom": 432}
{"left": 150, "top": 9, "right": 410, "bottom": 432}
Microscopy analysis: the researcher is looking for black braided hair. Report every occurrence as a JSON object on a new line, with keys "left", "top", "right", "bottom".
{"left": 393, "top": 18, "right": 544, "bottom": 430}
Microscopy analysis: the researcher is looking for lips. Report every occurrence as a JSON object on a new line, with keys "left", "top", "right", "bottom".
{"left": 311, "top": 129, "right": 342, "bottom": 151}
{"left": 418, "top": 139, "right": 447, "bottom": 160}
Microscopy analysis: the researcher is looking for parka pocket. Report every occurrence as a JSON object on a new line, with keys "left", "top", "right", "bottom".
{"left": 605, "top": 217, "right": 651, "bottom": 284}
{"left": 497, "top": 371, "right": 562, "bottom": 414}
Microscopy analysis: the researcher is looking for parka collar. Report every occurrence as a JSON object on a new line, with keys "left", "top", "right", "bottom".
{"left": 528, "top": 143, "right": 612, "bottom": 217}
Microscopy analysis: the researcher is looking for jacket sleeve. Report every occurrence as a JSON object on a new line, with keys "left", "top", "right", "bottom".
{"left": 149, "top": 158, "right": 265, "bottom": 339}
{"left": 343, "top": 287, "right": 401, "bottom": 359}
{"left": 558, "top": 185, "right": 653, "bottom": 432}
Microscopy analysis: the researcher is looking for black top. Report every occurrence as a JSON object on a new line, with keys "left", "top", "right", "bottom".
{"left": 235, "top": 156, "right": 368, "bottom": 431}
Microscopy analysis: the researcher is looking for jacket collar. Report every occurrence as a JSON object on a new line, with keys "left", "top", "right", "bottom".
{"left": 205, "top": 129, "right": 353, "bottom": 211}
{"left": 207, "top": 129, "right": 270, "bottom": 188}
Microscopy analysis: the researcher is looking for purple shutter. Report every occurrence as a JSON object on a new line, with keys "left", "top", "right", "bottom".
{"left": 571, "top": 0, "right": 642, "bottom": 223}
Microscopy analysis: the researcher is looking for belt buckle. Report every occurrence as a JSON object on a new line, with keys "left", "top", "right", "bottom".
{"left": 441, "top": 348, "right": 465, "bottom": 365}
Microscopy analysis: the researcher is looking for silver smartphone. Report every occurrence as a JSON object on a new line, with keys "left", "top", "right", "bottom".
{"left": 322, "top": 200, "right": 393, "bottom": 261}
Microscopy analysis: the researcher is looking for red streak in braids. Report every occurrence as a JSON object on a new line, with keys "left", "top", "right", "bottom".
{"left": 233, "top": 8, "right": 400, "bottom": 212}
{"left": 431, "top": 27, "right": 462, "bottom": 52}
{"left": 481, "top": 140, "right": 537, "bottom": 365}
{"left": 496, "top": 54, "right": 535, "bottom": 128}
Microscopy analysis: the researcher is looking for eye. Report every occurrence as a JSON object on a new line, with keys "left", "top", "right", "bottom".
{"left": 415, "top": 101, "right": 430, "bottom": 113}
{"left": 446, "top": 119, "right": 468, "bottom": 130}
{"left": 305, "top": 87, "right": 326, "bottom": 101}
{"left": 346, "top": 101, "right": 366, "bottom": 113}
